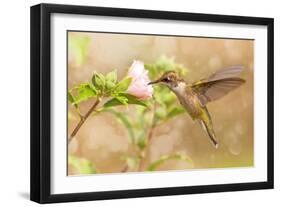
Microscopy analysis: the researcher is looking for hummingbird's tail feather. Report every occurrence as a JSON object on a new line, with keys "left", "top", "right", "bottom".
{"left": 199, "top": 119, "right": 218, "bottom": 149}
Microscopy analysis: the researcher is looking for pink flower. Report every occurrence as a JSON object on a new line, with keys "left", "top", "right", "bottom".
{"left": 126, "top": 60, "right": 153, "bottom": 100}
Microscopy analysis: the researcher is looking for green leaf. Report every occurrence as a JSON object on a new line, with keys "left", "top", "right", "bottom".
{"left": 68, "top": 155, "right": 96, "bottom": 174}
{"left": 73, "top": 83, "right": 97, "bottom": 104}
{"left": 106, "top": 70, "right": 117, "bottom": 83}
{"left": 103, "top": 98, "right": 123, "bottom": 107}
{"left": 146, "top": 153, "right": 193, "bottom": 171}
{"left": 116, "top": 96, "right": 128, "bottom": 105}
{"left": 92, "top": 72, "right": 105, "bottom": 91}
{"left": 125, "top": 94, "right": 148, "bottom": 106}
{"left": 103, "top": 93, "right": 147, "bottom": 108}
{"left": 105, "top": 80, "right": 116, "bottom": 91}
{"left": 105, "top": 70, "right": 118, "bottom": 92}
{"left": 114, "top": 77, "right": 132, "bottom": 93}
{"left": 68, "top": 91, "right": 78, "bottom": 109}
{"left": 103, "top": 108, "right": 135, "bottom": 143}
{"left": 167, "top": 107, "right": 186, "bottom": 119}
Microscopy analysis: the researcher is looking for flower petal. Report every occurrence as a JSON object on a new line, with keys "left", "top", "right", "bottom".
{"left": 126, "top": 60, "right": 153, "bottom": 100}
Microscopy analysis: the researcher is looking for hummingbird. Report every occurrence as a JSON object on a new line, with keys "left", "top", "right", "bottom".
{"left": 148, "top": 66, "right": 246, "bottom": 148}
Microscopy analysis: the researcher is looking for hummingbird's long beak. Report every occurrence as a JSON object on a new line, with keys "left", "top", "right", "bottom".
{"left": 148, "top": 79, "right": 161, "bottom": 85}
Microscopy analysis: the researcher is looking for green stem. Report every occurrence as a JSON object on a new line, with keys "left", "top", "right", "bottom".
{"left": 138, "top": 101, "right": 157, "bottom": 171}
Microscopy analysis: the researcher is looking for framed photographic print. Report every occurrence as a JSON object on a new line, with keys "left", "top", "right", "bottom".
{"left": 30, "top": 3, "right": 274, "bottom": 203}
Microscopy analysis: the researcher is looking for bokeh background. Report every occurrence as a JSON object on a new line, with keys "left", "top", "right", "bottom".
{"left": 67, "top": 31, "right": 253, "bottom": 175}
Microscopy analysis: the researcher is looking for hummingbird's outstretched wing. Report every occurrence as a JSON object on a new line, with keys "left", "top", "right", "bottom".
{"left": 208, "top": 66, "right": 244, "bottom": 81}
{"left": 191, "top": 66, "right": 246, "bottom": 106}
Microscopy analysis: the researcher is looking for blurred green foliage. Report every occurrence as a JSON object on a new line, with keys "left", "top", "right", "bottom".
{"left": 68, "top": 155, "right": 96, "bottom": 174}
{"left": 103, "top": 108, "right": 136, "bottom": 143}
{"left": 145, "top": 55, "right": 188, "bottom": 78}
{"left": 69, "top": 35, "right": 91, "bottom": 66}
{"left": 121, "top": 155, "right": 140, "bottom": 171}
{"left": 147, "top": 153, "right": 194, "bottom": 171}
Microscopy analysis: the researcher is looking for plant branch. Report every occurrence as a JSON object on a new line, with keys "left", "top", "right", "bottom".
{"left": 138, "top": 101, "right": 157, "bottom": 171}
{"left": 68, "top": 98, "right": 101, "bottom": 143}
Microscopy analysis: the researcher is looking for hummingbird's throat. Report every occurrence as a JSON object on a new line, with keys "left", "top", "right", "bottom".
{"left": 169, "top": 81, "right": 186, "bottom": 95}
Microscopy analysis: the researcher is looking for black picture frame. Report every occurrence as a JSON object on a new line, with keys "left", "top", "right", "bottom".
{"left": 30, "top": 3, "right": 274, "bottom": 204}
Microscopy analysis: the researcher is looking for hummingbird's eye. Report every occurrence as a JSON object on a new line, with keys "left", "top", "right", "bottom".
{"left": 162, "top": 78, "right": 170, "bottom": 82}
